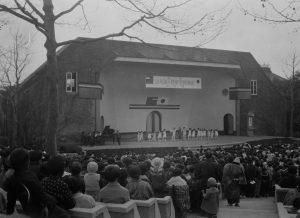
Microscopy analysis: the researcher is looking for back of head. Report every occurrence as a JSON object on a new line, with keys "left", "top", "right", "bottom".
{"left": 10, "top": 148, "right": 29, "bottom": 172}
{"left": 172, "top": 167, "right": 182, "bottom": 177}
{"left": 65, "top": 176, "right": 82, "bottom": 194}
{"left": 288, "top": 165, "right": 297, "bottom": 175}
{"left": 47, "top": 155, "right": 66, "bottom": 177}
{"left": 139, "top": 162, "right": 149, "bottom": 175}
{"left": 207, "top": 177, "right": 217, "bottom": 187}
{"left": 70, "top": 161, "right": 82, "bottom": 176}
{"left": 29, "top": 150, "right": 42, "bottom": 163}
{"left": 87, "top": 161, "right": 98, "bottom": 173}
{"left": 104, "top": 165, "right": 120, "bottom": 182}
{"left": 128, "top": 165, "right": 141, "bottom": 180}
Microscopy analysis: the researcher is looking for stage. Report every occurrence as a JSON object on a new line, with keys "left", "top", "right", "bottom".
{"left": 82, "top": 135, "right": 283, "bottom": 155}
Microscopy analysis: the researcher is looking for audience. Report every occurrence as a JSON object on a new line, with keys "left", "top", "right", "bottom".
{"left": 0, "top": 138, "right": 300, "bottom": 217}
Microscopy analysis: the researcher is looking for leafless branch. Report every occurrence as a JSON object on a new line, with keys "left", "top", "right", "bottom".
{"left": 25, "top": 0, "right": 44, "bottom": 19}
{"left": 0, "top": 4, "right": 46, "bottom": 35}
{"left": 57, "top": 15, "right": 146, "bottom": 47}
{"left": 55, "top": 0, "right": 84, "bottom": 20}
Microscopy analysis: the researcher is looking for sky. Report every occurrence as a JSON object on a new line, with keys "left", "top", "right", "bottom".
{"left": 0, "top": 0, "right": 299, "bottom": 80}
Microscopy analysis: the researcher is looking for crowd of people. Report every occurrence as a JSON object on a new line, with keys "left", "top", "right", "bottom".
{"left": 0, "top": 139, "right": 299, "bottom": 218}
{"left": 137, "top": 128, "right": 219, "bottom": 142}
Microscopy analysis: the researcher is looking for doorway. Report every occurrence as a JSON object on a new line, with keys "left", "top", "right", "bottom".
{"left": 146, "top": 111, "right": 162, "bottom": 133}
{"left": 223, "top": 113, "right": 234, "bottom": 135}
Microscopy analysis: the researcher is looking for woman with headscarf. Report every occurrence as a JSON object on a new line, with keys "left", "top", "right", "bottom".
{"left": 222, "top": 157, "right": 246, "bottom": 206}
{"left": 149, "top": 157, "right": 168, "bottom": 197}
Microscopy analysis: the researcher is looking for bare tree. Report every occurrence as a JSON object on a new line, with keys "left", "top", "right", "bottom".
{"left": 238, "top": 0, "right": 300, "bottom": 24}
{"left": 0, "top": 31, "right": 31, "bottom": 146}
{"left": 0, "top": 0, "right": 230, "bottom": 155}
{"left": 283, "top": 51, "right": 300, "bottom": 137}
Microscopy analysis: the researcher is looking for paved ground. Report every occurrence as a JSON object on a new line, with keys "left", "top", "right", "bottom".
{"left": 187, "top": 197, "right": 278, "bottom": 218}
{"left": 82, "top": 135, "right": 281, "bottom": 151}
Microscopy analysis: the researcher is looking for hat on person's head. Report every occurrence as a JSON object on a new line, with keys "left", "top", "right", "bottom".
{"left": 87, "top": 161, "right": 98, "bottom": 173}
{"left": 233, "top": 157, "right": 240, "bottom": 164}
{"left": 207, "top": 177, "right": 217, "bottom": 187}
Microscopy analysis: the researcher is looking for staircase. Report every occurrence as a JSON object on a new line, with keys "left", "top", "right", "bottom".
{"left": 188, "top": 197, "right": 278, "bottom": 218}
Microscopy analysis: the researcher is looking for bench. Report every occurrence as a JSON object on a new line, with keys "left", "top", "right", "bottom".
{"left": 155, "top": 196, "right": 175, "bottom": 218}
{"left": 69, "top": 203, "right": 111, "bottom": 218}
{"left": 132, "top": 198, "right": 160, "bottom": 218}
{"left": 100, "top": 201, "right": 140, "bottom": 218}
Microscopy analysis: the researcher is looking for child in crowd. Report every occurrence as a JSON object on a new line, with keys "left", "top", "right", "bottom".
{"left": 84, "top": 161, "right": 101, "bottom": 201}
{"left": 201, "top": 177, "right": 219, "bottom": 218}
{"left": 65, "top": 176, "right": 96, "bottom": 208}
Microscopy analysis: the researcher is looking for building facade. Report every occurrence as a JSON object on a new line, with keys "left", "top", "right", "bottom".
{"left": 18, "top": 39, "right": 287, "bottom": 145}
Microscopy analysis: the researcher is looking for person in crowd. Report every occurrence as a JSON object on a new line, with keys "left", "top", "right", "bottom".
{"left": 279, "top": 165, "right": 298, "bottom": 188}
{"left": 64, "top": 161, "right": 85, "bottom": 194}
{"left": 29, "top": 150, "right": 43, "bottom": 181}
{"left": 167, "top": 167, "right": 190, "bottom": 218}
{"left": 149, "top": 157, "right": 168, "bottom": 197}
{"left": 244, "top": 160, "right": 258, "bottom": 198}
{"left": 65, "top": 176, "right": 96, "bottom": 208}
{"left": 4, "top": 148, "right": 50, "bottom": 217}
{"left": 283, "top": 181, "right": 300, "bottom": 205}
{"left": 139, "top": 162, "right": 151, "bottom": 184}
{"left": 99, "top": 165, "right": 130, "bottom": 203}
{"left": 41, "top": 155, "right": 75, "bottom": 210}
{"left": 222, "top": 157, "right": 246, "bottom": 207}
{"left": 201, "top": 177, "right": 219, "bottom": 218}
{"left": 126, "top": 164, "right": 154, "bottom": 200}
{"left": 84, "top": 161, "right": 100, "bottom": 201}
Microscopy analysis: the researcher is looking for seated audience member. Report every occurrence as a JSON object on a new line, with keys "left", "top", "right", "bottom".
{"left": 64, "top": 161, "right": 85, "bottom": 194}
{"left": 99, "top": 165, "right": 130, "bottom": 203}
{"left": 126, "top": 165, "right": 154, "bottom": 200}
{"left": 65, "top": 176, "right": 96, "bottom": 208}
{"left": 284, "top": 181, "right": 300, "bottom": 205}
{"left": 4, "top": 148, "right": 49, "bottom": 217}
{"left": 42, "top": 155, "right": 75, "bottom": 210}
{"left": 84, "top": 161, "right": 101, "bottom": 201}
{"left": 279, "top": 166, "right": 298, "bottom": 188}
{"left": 29, "top": 150, "right": 43, "bottom": 180}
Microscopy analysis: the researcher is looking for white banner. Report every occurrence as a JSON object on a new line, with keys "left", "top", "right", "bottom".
{"left": 145, "top": 76, "right": 201, "bottom": 89}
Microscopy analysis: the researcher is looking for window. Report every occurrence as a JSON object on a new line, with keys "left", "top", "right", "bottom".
{"left": 66, "top": 72, "right": 77, "bottom": 93}
{"left": 250, "top": 80, "right": 257, "bottom": 95}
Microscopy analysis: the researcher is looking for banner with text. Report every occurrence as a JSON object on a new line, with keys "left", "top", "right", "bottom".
{"left": 145, "top": 76, "right": 202, "bottom": 89}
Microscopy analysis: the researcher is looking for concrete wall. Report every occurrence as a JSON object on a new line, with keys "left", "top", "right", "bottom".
{"left": 100, "top": 62, "right": 236, "bottom": 132}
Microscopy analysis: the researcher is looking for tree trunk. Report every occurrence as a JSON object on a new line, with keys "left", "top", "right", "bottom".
{"left": 290, "top": 82, "right": 294, "bottom": 137}
{"left": 43, "top": 0, "right": 58, "bottom": 156}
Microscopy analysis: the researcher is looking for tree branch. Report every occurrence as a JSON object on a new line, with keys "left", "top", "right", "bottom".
{"left": 55, "top": 0, "right": 84, "bottom": 20}
{"left": 25, "top": 0, "right": 44, "bottom": 19}
{"left": 0, "top": 4, "right": 46, "bottom": 35}
{"left": 57, "top": 15, "right": 145, "bottom": 47}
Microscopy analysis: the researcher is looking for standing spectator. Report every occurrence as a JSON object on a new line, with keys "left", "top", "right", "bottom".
{"left": 222, "top": 157, "right": 246, "bottom": 206}
{"left": 84, "top": 161, "right": 100, "bottom": 201}
{"left": 126, "top": 165, "right": 154, "bottom": 200}
{"left": 279, "top": 166, "right": 298, "bottom": 188}
{"left": 167, "top": 167, "right": 190, "bottom": 218}
{"left": 201, "top": 177, "right": 219, "bottom": 218}
{"left": 99, "top": 165, "right": 130, "bottom": 203}
{"left": 149, "top": 157, "right": 168, "bottom": 197}
{"left": 115, "top": 130, "right": 121, "bottom": 145}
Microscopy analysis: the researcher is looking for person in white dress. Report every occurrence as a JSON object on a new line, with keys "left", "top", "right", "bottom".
{"left": 163, "top": 129, "right": 167, "bottom": 141}
{"left": 172, "top": 128, "right": 177, "bottom": 141}
{"left": 157, "top": 131, "right": 162, "bottom": 141}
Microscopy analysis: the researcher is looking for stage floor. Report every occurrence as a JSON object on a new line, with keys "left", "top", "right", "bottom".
{"left": 82, "top": 135, "right": 281, "bottom": 152}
